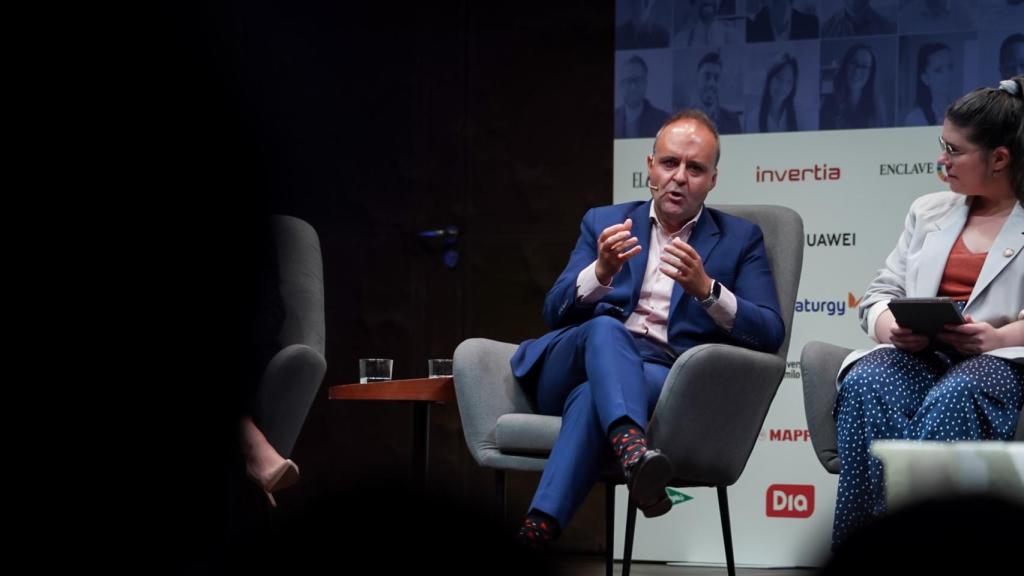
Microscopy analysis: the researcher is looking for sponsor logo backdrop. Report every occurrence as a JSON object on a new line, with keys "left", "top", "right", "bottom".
{"left": 613, "top": 127, "right": 948, "bottom": 566}
{"left": 612, "top": 1, "right": 1022, "bottom": 564}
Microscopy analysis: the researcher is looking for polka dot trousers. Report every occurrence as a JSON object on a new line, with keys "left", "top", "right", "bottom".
{"left": 832, "top": 347, "right": 1023, "bottom": 547}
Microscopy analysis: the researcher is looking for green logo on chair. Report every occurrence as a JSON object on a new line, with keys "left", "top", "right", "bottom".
{"left": 666, "top": 488, "right": 694, "bottom": 505}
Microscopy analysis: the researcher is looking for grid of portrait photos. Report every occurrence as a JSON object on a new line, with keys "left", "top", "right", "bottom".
{"left": 614, "top": 0, "right": 1024, "bottom": 137}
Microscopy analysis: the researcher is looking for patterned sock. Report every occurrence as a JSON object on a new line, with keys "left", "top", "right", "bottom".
{"left": 516, "top": 510, "right": 560, "bottom": 549}
{"left": 609, "top": 419, "right": 648, "bottom": 472}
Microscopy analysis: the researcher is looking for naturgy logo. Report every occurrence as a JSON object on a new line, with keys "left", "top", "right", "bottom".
{"left": 766, "top": 484, "right": 815, "bottom": 518}
{"left": 795, "top": 292, "right": 861, "bottom": 316}
{"left": 755, "top": 164, "right": 841, "bottom": 183}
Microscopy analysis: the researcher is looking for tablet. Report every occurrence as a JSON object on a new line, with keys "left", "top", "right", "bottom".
{"left": 888, "top": 297, "right": 966, "bottom": 338}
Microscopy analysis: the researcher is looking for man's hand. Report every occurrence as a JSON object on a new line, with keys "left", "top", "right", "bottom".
{"left": 935, "top": 315, "right": 1006, "bottom": 355}
{"left": 659, "top": 238, "right": 711, "bottom": 298}
{"left": 596, "top": 218, "right": 642, "bottom": 285}
{"left": 876, "top": 309, "right": 930, "bottom": 353}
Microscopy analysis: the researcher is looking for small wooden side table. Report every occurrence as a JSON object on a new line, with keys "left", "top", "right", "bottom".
{"left": 328, "top": 377, "right": 455, "bottom": 488}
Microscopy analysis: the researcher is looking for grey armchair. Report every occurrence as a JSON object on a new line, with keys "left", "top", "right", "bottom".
{"left": 253, "top": 215, "right": 327, "bottom": 458}
{"left": 454, "top": 204, "right": 803, "bottom": 576}
{"left": 800, "top": 342, "right": 1024, "bottom": 476}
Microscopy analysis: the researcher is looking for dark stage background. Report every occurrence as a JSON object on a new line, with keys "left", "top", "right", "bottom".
{"left": 110, "top": 0, "right": 618, "bottom": 568}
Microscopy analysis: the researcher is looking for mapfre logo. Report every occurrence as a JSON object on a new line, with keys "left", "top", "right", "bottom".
{"left": 766, "top": 484, "right": 815, "bottom": 518}
{"left": 755, "top": 164, "right": 841, "bottom": 183}
{"left": 765, "top": 428, "right": 810, "bottom": 442}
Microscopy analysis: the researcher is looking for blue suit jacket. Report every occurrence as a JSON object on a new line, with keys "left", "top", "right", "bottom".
{"left": 511, "top": 201, "right": 785, "bottom": 380}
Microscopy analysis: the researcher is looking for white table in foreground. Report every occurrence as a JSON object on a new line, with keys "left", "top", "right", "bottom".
{"left": 871, "top": 440, "right": 1024, "bottom": 508}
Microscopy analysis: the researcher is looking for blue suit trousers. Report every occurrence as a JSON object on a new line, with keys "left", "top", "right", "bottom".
{"left": 527, "top": 315, "right": 674, "bottom": 527}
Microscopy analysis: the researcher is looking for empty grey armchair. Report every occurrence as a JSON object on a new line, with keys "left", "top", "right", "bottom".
{"left": 799, "top": 341, "right": 851, "bottom": 474}
{"left": 254, "top": 215, "right": 327, "bottom": 458}
{"left": 800, "top": 341, "right": 1024, "bottom": 477}
{"left": 453, "top": 204, "right": 803, "bottom": 576}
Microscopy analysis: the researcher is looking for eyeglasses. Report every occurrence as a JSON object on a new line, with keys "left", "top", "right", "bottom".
{"left": 938, "top": 136, "right": 982, "bottom": 159}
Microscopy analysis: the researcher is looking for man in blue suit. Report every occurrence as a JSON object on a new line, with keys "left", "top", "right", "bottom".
{"left": 512, "top": 110, "right": 785, "bottom": 547}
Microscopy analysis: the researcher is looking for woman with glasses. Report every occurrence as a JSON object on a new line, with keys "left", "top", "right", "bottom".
{"left": 819, "top": 43, "right": 888, "bottom": 130}
{"left": 830, "top": 76, "right": 1024, "bottom": 547}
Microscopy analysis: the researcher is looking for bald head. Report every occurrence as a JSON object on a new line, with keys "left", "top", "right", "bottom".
{"left": 653, "top": 109, "right": 721, "bottom": 166}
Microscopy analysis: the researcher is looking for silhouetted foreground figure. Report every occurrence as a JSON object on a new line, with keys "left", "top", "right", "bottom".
{"left": 822, "top": 493, "right": 1024, "bottom": 574}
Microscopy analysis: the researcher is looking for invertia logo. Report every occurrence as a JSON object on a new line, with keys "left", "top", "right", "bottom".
{"left": 755, "top": 164, "right": 841, "bottom": 183}
{"left": 766, "top": 484, "right": 815, "bottom": 518}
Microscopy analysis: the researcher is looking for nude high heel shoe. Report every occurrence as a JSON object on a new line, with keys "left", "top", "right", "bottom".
{"left": 248, "top": 459, "right": 300, "bottom": 507}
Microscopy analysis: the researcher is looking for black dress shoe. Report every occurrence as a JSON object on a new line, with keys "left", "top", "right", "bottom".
{"left": 625, "top": 449, "right": 673, "bottom": 518}
{"left": 639, "top": 494, "right": 672, "bottom": 518}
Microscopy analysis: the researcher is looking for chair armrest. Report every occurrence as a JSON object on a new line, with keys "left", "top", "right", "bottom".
{"left": 453, "top": 338, "right": 537, "bottom": 467}
{"left": 800, "top": 341, "right": 852, "bottom": 474}
{"left": 648, "top": 343, "right": 785, "bottom": 486}
{"left": 256, "top": 343, "right": 327, "bottom": 457}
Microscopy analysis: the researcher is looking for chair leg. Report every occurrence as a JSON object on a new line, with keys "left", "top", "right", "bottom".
{"left": 495, "top": 470, "right": 507, "bottom": 524}
{"left": 622, "top": 499, "right": 637, "bottom": 576}
{"left": 716, "top": 486, "right": 736, "bottom": 576}
{"left": 605, "top": 481, "right": 615, "bottom": 576}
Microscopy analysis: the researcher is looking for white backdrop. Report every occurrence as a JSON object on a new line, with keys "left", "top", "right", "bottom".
{"left": 611, "top": 126, "right": 948, "bottom": 566}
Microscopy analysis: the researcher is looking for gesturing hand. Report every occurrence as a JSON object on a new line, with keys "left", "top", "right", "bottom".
{"left": 659, "top": 238, "right": 711, "bottom": 298}
{"left": 596, "top": 218, "right": 642, "bottom": 285}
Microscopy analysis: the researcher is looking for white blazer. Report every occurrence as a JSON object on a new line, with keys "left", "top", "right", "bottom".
{"left": 838, "top": 191, "right": 1024, "bottom": 387}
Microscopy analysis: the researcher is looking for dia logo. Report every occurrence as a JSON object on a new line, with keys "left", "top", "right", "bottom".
{"left": 766, "top": 484, "right": 814, "bottom": 518}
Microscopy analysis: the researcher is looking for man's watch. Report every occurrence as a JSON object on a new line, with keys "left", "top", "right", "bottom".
{"left": 697, "top": 279, "right": 721, "bottom": 308}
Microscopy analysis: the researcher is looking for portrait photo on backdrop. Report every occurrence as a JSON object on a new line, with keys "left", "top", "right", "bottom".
{"left": 818, "top": 37, "right": 896, "bottom": 130}
{"left": 616, "top": 51, "right": 674, "bottom": 138}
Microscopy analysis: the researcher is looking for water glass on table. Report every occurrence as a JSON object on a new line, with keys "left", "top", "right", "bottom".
{"left": 427, "top": 358, "right": 453, "bottom": 378}
{"left": 359, "top": 358, "right": 393, "bottom": 383}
